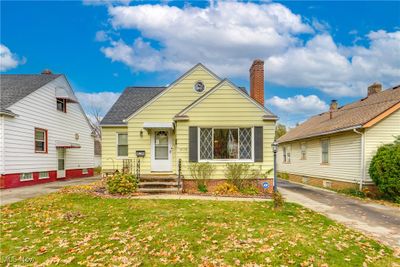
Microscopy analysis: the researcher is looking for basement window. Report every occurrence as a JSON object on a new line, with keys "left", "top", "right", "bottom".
{"left": 20, "top": 173, "right": 33, "bottom": 181}
{"left": 39, "top": 171, "right": 49, "bottom": 179}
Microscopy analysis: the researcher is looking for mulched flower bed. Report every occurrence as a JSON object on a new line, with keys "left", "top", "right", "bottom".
{"left": 60, "top": 181, "right": 271, "bottom": 199}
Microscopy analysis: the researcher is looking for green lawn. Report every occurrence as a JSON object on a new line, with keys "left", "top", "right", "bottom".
{"left": 1, "top": 193, "right": 398, "bottom": 266}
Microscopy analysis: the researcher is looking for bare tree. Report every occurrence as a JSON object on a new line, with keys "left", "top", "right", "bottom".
{"left": 88, "top": 103, "right": 103, "bottom": 139}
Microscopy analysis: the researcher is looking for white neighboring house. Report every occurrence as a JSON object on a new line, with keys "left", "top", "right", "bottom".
{"left": 0, "top": 71, "right": 94, "bottom": 188}
{"left": 277, "top": 83, "right": 400, "bottom": 191}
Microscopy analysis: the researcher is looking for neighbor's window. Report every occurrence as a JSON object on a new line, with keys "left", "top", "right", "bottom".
{"left": 283, "top": 146, "right": 291, "bottom": 163}
{"left": 82, "top": 168, "right": 88, "bottom": 174}
{"left": 283, "top": 147, "right": 287, "bottom": 163}
{"left": 300, "top": 142, "right": 307, "bottom": 160}
{"left": 321, "top": 139, "right": 329, "bottom": 164}
{"left": 57, "top": 98, "right": 66, "bottom": 112}
{"left": 199, "top": 128, "right": 252, "bottom": 160}
{"left": 39, "top": 171, "right": 49, "bottom": 179}
{"left": 35, "top": 128, "right": 48, "bottom": 153}
{"left": 286, "top": 146, "right": 291, "bottom": 163}
{"left": 20, "top": 173, "right": 33, "bottom": 181}
{"left": 117, "top": 133, "right": 128, "bottom": 157}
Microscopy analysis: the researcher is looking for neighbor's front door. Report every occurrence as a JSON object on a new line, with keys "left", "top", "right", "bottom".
{"left": 57, "top": 148, "right": 66, "bottom": 178}
{"left": 151, "top": 130, "right": 172, "bottom": 172}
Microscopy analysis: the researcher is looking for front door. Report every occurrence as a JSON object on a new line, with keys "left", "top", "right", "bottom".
{"left": 57, "top": 148, "right": 66, "bottom": 178}
{"left": 151, "top": 130, "right": 172, "bottom": 172}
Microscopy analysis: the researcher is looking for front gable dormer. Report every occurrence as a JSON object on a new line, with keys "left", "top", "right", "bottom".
{"left": 124, "top": 63, "right": 221, "bottom": 122}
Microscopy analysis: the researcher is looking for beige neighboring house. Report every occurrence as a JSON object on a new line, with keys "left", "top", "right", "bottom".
{"left": 277, "top": 83, "right": 400, "bottom": 190}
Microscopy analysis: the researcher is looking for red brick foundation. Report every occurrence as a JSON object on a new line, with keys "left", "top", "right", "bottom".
{"left": 183, "top": 178, "right": 274, "bottom": 194}
{"left": 0, "top": 168, "right": 94, "bottom": 189}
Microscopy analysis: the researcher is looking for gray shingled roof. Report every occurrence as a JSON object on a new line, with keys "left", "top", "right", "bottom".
{"left": 0, "top": 74, "right": 61, "bottom": 112}
{"left": 101, "top": 87, "right": 166, "bottom": 125}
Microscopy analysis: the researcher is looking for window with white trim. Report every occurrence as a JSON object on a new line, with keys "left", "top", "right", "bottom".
{"left": 283, "top": 147, "right": 287, "bottom": 163}
{"left": 82, "top": 168, "right": 88, "bottom": 174}
{"left": 35, "top": 128, "right": 47, "bottom": 153}
{"left": 283, "top": 146, "right": 291, "bottom": 163}
{"left": 199, "top": 128, "right": 252, "bottom": 160}
{"left": 321, "top": 139, "right": 329, "bottom": 164}
{"left": 117, "top": 133, "right": 128, "bottom": 157}
{"left": 286, "top": 146, "right": 291, "bottom": 163}
{"left": 20, "top": 173, "right": 33, "bottom": 181}
{"left": 39, "top": 171, "right": 49, "bottom": 179}
{"left": 300, "top": 142, "right": 307, "bottom": 160}
{"left": 57, "top": 98, "right": 66, "bottom": 112}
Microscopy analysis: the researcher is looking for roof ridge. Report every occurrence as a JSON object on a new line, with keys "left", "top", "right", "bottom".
{"left": 126, "top": 86, "right": 166, "bottom": 88}
{"left": 0, "top": 74, "right": 62, "bottom": 76}
{"left": 317, "top": 98, "right": 400, "bottom": 117}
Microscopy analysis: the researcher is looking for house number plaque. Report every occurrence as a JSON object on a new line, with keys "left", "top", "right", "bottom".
{"left": 136, "top": 150, "right": 145, "bottom": 157}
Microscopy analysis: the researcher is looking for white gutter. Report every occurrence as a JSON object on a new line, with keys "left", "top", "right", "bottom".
{"left": 277, "top": 125, "right": 362, "bottom": 144}
{"left": 353, "top": 128, "right": 365, "bottom": 191}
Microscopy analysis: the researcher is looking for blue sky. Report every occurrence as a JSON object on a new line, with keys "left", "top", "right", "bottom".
{"left": 1, "top": 1, "right": 399, "bottom": 126}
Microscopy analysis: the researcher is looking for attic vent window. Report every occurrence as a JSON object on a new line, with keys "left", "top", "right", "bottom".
{"left": 194, "top": 81, "right": 205, "bottom": 93}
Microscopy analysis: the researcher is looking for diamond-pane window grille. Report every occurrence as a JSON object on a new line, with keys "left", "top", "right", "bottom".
{"left": 239, "top": 128, "right": 252, "bottom": 159}
{"left": 200, "top": 128, "right": 213, "bottom": 159}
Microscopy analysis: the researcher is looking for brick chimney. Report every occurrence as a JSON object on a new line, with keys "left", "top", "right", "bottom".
{"left": 250, "top": 59, "right": 264, "bottom": 106}
{"left": 368, "top": 82, "right": 382, "bottom": 96}
{"left": 329, "top": 100, "right": 338, "bottom": 119}
{"left": 41, "top": 69, "right": 53, "bottom": 75}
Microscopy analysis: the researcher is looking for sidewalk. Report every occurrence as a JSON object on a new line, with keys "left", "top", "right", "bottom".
{"left": 0, "top": 176, "right": 102, "bottom": 206}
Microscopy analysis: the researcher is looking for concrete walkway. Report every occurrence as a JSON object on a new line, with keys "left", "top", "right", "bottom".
{"left": 278, "top": 179, "right": 400, "bottom": 248}
{"left": 0, "top": 176, "right": 102, "bottom": 206}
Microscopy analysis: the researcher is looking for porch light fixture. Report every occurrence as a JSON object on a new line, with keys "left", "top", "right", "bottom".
{"left": 271, "top": 141, "right": 278, "bottom": 192}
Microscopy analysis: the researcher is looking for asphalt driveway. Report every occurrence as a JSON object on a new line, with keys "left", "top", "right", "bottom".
{"left": 0, "top": 175, "right": 101, "bottom": 206}
{"left": 278, "top": 179, "right": 400, "bottom": 248}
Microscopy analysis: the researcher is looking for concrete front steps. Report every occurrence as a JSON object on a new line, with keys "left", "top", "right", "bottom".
{"left": 138, "top": 173, "right": 182, "bottom": 193}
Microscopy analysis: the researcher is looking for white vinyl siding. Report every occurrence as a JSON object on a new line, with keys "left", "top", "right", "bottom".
{"left": 364, "top": 109, "right": 400, "bottom": 182}
{"left": 0, "top": 116, "right": 4, "bottom": 174}
{"left": 277, "top": 131, "right": 362, "bottom": 183}
{"left": 2, "top": 76, "right": 94, "bottom": 174}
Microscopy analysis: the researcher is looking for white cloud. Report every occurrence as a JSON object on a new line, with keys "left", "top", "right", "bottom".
{"left": 0, "top": 44, "right": 25, "bottom": 72}
{"left": 102, "top": 2, "right": 312, "bottom": 76}
{"left": 101, "top": 38, "right": 162, "bottom": 71}
{"left": 266, "top": 94, "right": 329, "bottom": 115}
{"left": 97, "top": 2, "right": 400, "bottom": 97}
{"left": 267, "top": 31, "right": 400, "bottom": 96}
{"left": 95, "top": 30, "right": 109, "bottom": 42}
{"left": 76, "top": 91, "right": 121, "bottom": 120}
{"left": 266, "top": 94, "right": 329, "bottom": 127}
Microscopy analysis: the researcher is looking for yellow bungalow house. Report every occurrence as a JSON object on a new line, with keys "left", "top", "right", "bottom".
{"left": 100, "top": 60, "right": 278, "bottom": 192}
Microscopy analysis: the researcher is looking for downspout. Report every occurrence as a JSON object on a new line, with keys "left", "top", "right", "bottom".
{"left": 353, "top": 128, "right": 365, "bottom": 191}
